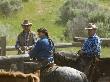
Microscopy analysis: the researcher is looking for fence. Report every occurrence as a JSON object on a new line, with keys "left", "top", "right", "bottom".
{"left": 0, "top": 36, "right": 109, "bottom": 74}
{"left": 0, "top": 36, "right": 6, "bottom": 56}
{"left": 0, "top": 54, "right": 38, "bottom": 73}
{"left": 0, "top": 36, "right": 110, "bottom": 56}
{"left": 74, "top": 37, "right": 110, "bottom": 47}
{"left": 0, "top": 36, "right": 82, "bottom": 56}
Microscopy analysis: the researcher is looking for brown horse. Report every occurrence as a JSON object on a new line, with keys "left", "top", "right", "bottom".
{"left": 0, "top": 71, "right": 40, "bottom": 82}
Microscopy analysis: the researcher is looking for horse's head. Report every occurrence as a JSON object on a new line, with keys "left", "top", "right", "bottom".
{"left": 54, "top": 51, "right": 79, "bottom": 67}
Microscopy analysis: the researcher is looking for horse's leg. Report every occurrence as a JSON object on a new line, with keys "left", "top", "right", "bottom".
{"left": 75, "top": 57, "right": 84, "bottom": 71}
{"left": 87, "top": 63, "right": 100, "bottom": 82}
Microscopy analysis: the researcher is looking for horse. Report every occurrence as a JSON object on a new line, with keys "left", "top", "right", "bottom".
{"left": 54, "top": 52, "right": 110, "bottom": 82}
{"left": 87, "top": 58, "right": 110, "bottom": 82}
{"left": 54, "top": 51, "right": 78, "bottom": 68}
{"left": 27, "top": 51, "right": 88, "bottom": 82}
{"left": 0, "top": 71, "right": 40, "bottom": 82}
{"left": 40, "top": 65, "right": 88, "bottom": 82}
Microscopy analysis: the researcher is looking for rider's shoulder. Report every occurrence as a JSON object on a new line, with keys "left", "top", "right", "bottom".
{"left": 18, "top": 31, "right": 24, "bottom": 37}
{"left": 93, "top": 35, "right": 101, "bottom": 40}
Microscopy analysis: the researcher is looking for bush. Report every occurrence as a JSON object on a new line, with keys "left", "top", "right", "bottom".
{"left": 59, "top": 0, "right": 110, "bottom": 40}
{"left": 66, "top": 16, "right": 88, "bottom": 39}
{"left": 59, "top": 0, "right": 98, "bottom": 24}
{"left": 0, "top": 24, "right": 16, "bottom": 45}
{"left": 0, "top": 24, "right": 12, "bottom": 36}
{"left": 0, "top": 0, "right": 23, "bottom": 16}
{"left": 22, "top": 0, "right": 29, "bottom": 2}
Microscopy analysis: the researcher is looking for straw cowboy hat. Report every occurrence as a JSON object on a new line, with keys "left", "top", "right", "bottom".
{"left": 85, "top": 23, "right": 98, "bottom": 30}
{"left": 21, "top": 20, "right": 32, "bottom": 26}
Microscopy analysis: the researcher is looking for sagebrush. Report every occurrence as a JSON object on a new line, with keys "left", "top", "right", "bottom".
{"left": 59, "top": 0, "right": 110, "bottom": 40}
{"left": 0, "top": 0, "right": 23, "bottom": 16}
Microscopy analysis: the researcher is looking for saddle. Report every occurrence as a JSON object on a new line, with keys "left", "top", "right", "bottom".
{"left": 41, "top": 65, "right": 59, "bottom": 77}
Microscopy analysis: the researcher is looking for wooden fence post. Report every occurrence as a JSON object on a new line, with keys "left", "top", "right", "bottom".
{"left": 0, "top": 36, "right": 6, "bottom": 56}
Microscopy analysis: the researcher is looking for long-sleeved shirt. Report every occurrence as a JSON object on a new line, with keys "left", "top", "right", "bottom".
{"left": 82, "top": 34, "right": 101, "bottom": 57}
{"left": 15, "top": 31, "right": 36, "bottom": 49}
{"left": 29, "top": 36, "right": 54, "bottom": 65}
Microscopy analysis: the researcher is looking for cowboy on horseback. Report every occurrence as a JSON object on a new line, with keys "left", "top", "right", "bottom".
{"left": 29, "top": 28, "right": 55, "bottom": 70}
{"left": 77, "top": 23, "right": 102, "bottom": 74}
{"left": 28, "top": 28, "right": 89, "bottom": 82}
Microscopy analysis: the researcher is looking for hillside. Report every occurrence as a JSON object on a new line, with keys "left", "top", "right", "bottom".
{"left": 0, "top": 0, "right": 110, "bottom": 45}
{"left": 0, "top": 0, "right": 65, "bottom": 45}
{"left": 0, "top": 0, "right": 109, "bottom": 57}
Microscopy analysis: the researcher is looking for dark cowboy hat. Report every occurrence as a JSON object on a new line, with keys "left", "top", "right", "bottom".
{"left": 85, "top": 23, "right": 98, "bottom": 30}
{"left": 21, "top": 20, "right": 32, "bottom": 26}
{"left": 37, "top": 28, "right": 48, "bottom": 33}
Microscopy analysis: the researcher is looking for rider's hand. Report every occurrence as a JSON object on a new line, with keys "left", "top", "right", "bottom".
{"left": 25, "top": 46, "right": 32, "bottom": 51}
{"left": 95, "top": 57, "right": 100, "bottom": 63}
{"left": 18, "top": 48, "right": 24, "bottom": 54}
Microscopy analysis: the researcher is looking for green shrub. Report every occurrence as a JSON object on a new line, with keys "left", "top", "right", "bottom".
{"left": 0, "top": 24, "right": 12, "bottom": 36}
{"left": 0, "top": 24, "right": 16, "bottom": 45}
{"left": 59, "top": 0, "right": 110, "bottom": 40}
{"left": 22, "top": 0, "right": 29, "bottom": 2}
{"left": 0, "top": 0, "right": 23, "bottom": 16}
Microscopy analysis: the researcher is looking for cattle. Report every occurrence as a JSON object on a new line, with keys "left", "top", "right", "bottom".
{"left": 0, "top": 71, "right": 40, "bottom": 82}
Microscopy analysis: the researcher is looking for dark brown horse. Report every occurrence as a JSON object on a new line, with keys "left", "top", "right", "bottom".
{"left": 54, "top": 52, "right": 110, "bottom": 82}
{"left": 54, "top": 52, "right": 78, "bottom": 68}
{"left": 87, "top": 58, "right": 110, "bottom": 82}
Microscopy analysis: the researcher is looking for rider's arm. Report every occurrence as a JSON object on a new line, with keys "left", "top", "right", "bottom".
{"left": 29, "top": 40, "right": 42, "bottom": 58}
{"left": 80, "top": 39, "right": 87, "bottom": 54}
{"left": 92, "top": 37, "right": 101, "bottom": 56}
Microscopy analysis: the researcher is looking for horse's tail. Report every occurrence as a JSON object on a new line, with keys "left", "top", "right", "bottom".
{"left": 80, "top": 72, "right": 88, "bottom": 82}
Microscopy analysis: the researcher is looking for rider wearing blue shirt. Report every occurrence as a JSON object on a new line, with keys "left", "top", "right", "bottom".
{"left": 29, "top": 28, "right": 54, "bottom": 68}
{"left": 82, "top": 33, "right": 101, "bottom": 57}
{"left": 79, "top": 23, "right": 101, "bottom": 58}
{"left": 77, "top": 23, "right": 102, "bottom": 73}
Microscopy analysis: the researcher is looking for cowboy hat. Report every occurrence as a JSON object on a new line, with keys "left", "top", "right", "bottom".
{"left": 21, "top": 20, "right": 32, "bottom": 26}
{"left": 85, "top": 23, "right": 98, "bottom": 30}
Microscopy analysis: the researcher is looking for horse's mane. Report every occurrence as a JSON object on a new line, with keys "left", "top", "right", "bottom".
{"left": 54, "top": 51, "right": 78, "bottom": 60}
